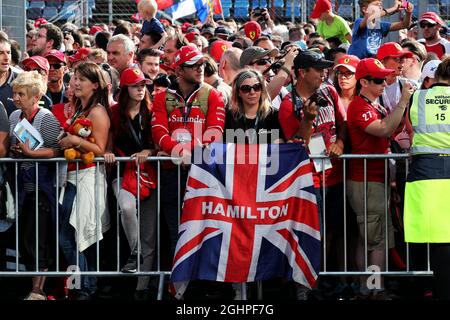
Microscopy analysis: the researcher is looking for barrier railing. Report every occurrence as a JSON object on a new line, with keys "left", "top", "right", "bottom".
{"left": 0, "top": 153, "right": 433, "bottom": 301}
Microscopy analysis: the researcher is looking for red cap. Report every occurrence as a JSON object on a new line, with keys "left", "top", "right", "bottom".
{"left": 89, "top": 25, "right": 104, "bottom": 36}
{"left": 376, "top": 42, "right": 414, "bottom": 61}
{"left": 172, "top": 46, "right": 203, "bottom": 69}
{"left": 131, "top": 13, "right": 141, "bottom": 23}
{"left": 181, "top": 22, "right": 192, "bottom": 33}
{"left": 34, "top": 18, "right": 48, "bottom": 28}
{"left": 185, "top": 32, "right": 198, "bottom": 43}
{"left": 419, "top": 11, "right": 445, "bottom": 26}
{"left": 355, "top": 58, "right": 395, "bottom": 80}
{"left": 333, "top": 54, "right": 360, "bottom": 72}
{"left": 120, "top": 67, "right": 151, "bottom": 86}
{"left": 310, "top": 0, "right": 331, "bottom": 19}
{"left": 44, "top": 49, "right": 66, "bottom": 64}
{"left": 22, "top": 56, "right": 50, "bottom": 72}
{"left": 209, "top": 40, "right": 232, "bottom": 63}
{"left": 244, "top": 21, "right": 261, "bottom": 41}
{"left": 68, "top": 48, "right": 91, "bottom": 63}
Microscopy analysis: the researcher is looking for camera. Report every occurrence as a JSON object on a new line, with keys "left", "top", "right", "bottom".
{"left": 309, "top": 91, "right": 328, "bottom": 108}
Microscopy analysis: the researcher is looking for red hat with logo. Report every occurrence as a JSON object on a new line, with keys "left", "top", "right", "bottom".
{"left": 209, "top": 40, "right": 232, "bottom": 63}
{"left": 172, "top": 45, "right": 203, "bottom": 69}
{"left": 355, "top": 58, "right": 395, "bottom": 80}
{"left": 376, "top": 42, "right": 414, "bottom": 61}
{"left": 89, "top": 25, "right": 104, "bottom": 36}
{"left": 68, "top": 48, "right": 91, "bottom": 63}
{"left": 419, "top": 11, "right": 445, "bottom": 26}
{"left": 244, "top": 21, "right": 261, "bottom": 41}
{"left": 44, "top": 49, "right": 66, "bottom": 64}
{"left": 310, "top": 0, "right": 332, "bottom": 19}
{"left": 181, "top": 22, "right": 192, "bottom": 33}
{"left": 34, "top": 18, "right": 48, "bottom": 28}
{"left": 333, "top": 54, "right": 360, "bottom": 72}
{"left": 120, "top": 67, "right": 151, "bottom": 86}
{"left": 22, "top": 56, "right": 50, "bottom": 72}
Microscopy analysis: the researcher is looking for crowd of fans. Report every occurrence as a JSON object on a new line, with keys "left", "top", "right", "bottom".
{"left": 0, "top": 0, "right": 449, "bottom": 301}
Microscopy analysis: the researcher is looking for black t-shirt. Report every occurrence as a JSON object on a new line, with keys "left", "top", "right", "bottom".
{"left": 224, "top": 108, "right": 285, "bottom": 144}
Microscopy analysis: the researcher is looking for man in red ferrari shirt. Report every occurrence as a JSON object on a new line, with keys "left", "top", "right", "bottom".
{"left": 346, "top": 58, "right": 414, "bottom": 298}
{"left": 151, "top": 45, "right": 225, "bottom": 257}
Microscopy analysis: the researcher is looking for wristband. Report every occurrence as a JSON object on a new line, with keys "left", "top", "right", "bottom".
{"left": 382, "top": 8, "right": 389, "bottom": 15}
{"left": 75, "top": 138, "right": 82, "bottom": 149}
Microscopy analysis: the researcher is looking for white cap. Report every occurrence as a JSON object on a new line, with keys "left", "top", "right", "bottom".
{"left": 420, "top": 60, "right": 441, "bottom": 82}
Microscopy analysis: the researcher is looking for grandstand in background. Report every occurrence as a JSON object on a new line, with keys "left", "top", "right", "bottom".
{"left": 23, "top": 0, "right": 450, "bottom": 26}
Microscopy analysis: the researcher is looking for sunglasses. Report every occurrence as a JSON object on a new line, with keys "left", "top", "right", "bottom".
{"left": 366, "top": 77, "right": 386, "bottom": 85}
{"left": 251, "top": 58, "right": 272, "bottom": 66}
{"left": 336, "top": 71, "right": 354, "bottom": 79}
{"left": 182, "top": 62, "right": 205, "bottom": 71}
{"left": 419, "top": 22, "right": 437, "bottom": 29}
{"left": 50, "top": 64, "right": 64, "bottom": 70}
{"left": 239, "top": 83, "right": 262, "bottom": 93}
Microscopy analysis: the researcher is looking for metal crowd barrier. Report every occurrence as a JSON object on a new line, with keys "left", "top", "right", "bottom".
{"left": 0, "top": 154, "right": 433, "bottom": 300}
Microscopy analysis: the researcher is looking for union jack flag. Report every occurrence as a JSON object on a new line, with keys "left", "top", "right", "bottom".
{"left": 171, "top": 143, "right": 320, "bottom": 299}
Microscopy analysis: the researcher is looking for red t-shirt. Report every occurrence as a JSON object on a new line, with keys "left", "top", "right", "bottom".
{"left": 347, "top": 95, "right": 389, "bottom": 182}
{"left": 278, "top": 84, "right": 346, "bottom": 187}
{"left": 51, "top": 103, "right": 70, "bottom": 128}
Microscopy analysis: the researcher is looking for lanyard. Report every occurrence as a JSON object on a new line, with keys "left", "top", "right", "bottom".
{"left": 360, "top": 95, "right": 388, "bottom": 119}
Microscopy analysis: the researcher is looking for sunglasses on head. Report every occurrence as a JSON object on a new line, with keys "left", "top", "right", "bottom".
{"left": 251, "top": 58, "right": 271, "bottom": 66}
{"left": 365, "top": 77, "right": 386, "bottom": 85}
{"left": 239, "top": 83, "right": 262, "bottom": 93}
{"left": 419, "top": 22, "right": 437, "bottom": 29}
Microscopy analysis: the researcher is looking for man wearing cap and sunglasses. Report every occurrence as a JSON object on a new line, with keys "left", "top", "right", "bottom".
{"left": 417, "top": 11, "right": 450, "bottom": 60}
{"left": 44, "top": 49, "right": 68, "bottom": 105}
{"left": 151, "top": 45, "right": 225, "bottom": 258}
{"left": 347, "top": 58, "right": 415, "bottom": 299}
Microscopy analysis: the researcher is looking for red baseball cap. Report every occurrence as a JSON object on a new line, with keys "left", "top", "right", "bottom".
{"left": 209, "top": 40, "right": 232, "bottom": 63}
{"left": 44, "top": 49, "right": 66, "bottom": 64}
{"left": 68, "top": 48, "right": 91, "bottom": 63}
{"left": 419, "top": 11, "right": 445, "bottom": 26}
{"left": 181, "top": 22, "right": 192, "bottom": 33}
{"left": 355, "top": 58, "right": 395, "bottom": 80}
{"left": 244, "top": 21, "right": 261, "bottom": 41}
{"left": 333, "top": 54, "right": 360, "bottom": 72}
{"left": 377, "top": 42, "right": 414, "bottom": 61}
{"left": 89, "top": 25, "right": 104, "bottom": 36}
{"left": 34, "top": 18, "right": 48, "bottom": 28}
{"left": 310, "top": 0, "right": 331, "bottom": 19}
{"left": 172, "top": 46, "right": 203, "bottom": 69}
{"left": 131, "top": 13, "right": 141, "bottom": 23}
{"left": 120, "top": 67, "right": 151, "bottom": 86}
{"left": 22, "top": 56, "right": 50, "bottom": 72}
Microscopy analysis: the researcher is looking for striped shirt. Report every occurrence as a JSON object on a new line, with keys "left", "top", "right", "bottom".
{"left": 9, "top": 107, "right": 61, "bottom": 192}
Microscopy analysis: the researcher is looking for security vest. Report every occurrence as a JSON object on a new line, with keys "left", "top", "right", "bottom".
{"left": 164, "top": 82, "right": 213, "bottom": 117}
{"left": 410, "top": 85, "right": 450, "bottom": 154}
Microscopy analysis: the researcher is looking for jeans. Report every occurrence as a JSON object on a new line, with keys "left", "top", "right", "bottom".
{"left": 59, "top": 182, "right": 97, "bottom": 295}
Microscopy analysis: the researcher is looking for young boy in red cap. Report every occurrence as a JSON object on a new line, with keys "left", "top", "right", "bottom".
{"left": 310, "top": 0, "right": 352, "bottom": 45}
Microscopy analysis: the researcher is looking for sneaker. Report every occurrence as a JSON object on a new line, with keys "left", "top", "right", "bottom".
{"left": 24, "top": 292, "right": 47, "bottom": 301}
{"left": 121, "top": 253, "right": 138, "bottom": 273}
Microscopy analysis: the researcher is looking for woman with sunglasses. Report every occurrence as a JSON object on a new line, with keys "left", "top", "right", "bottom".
{"left": 104, "top": 67, "right": 158, "bottom": 298}
{"left": 333, "top": 55, "right": 360, "bottom": 111}
{"left": 346, "top": 58, "right": 415, "bottom": 299}
{"left": 225, "top": 69, "right": 284, "bottom": 144}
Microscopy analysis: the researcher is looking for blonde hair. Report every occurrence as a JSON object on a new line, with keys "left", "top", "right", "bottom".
{"left": 231, "top": 69, "right": 271, "bottom": 119}
{"left": 137, "top": 0, "right": 157, "bottom": 20}
{"left": 11, "top": 71, "right": 47, "bottom": 98}
{"left": 88, "top": 48, "right": 107, "bottom": 63}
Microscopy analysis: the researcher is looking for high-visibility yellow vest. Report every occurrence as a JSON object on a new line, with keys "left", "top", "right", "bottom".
{"left": 410, "top": 85, "right": 450, "bottom": 154}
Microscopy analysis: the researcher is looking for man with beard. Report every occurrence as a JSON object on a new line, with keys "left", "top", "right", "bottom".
{"left": 151, "top": 46, "right": 225, "bottom": 259}
{"left": 32, "top": 23, "right": 63, "bottom": 57}
{"left": 418, "top": 11, "right": 450, "bottom": 59}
